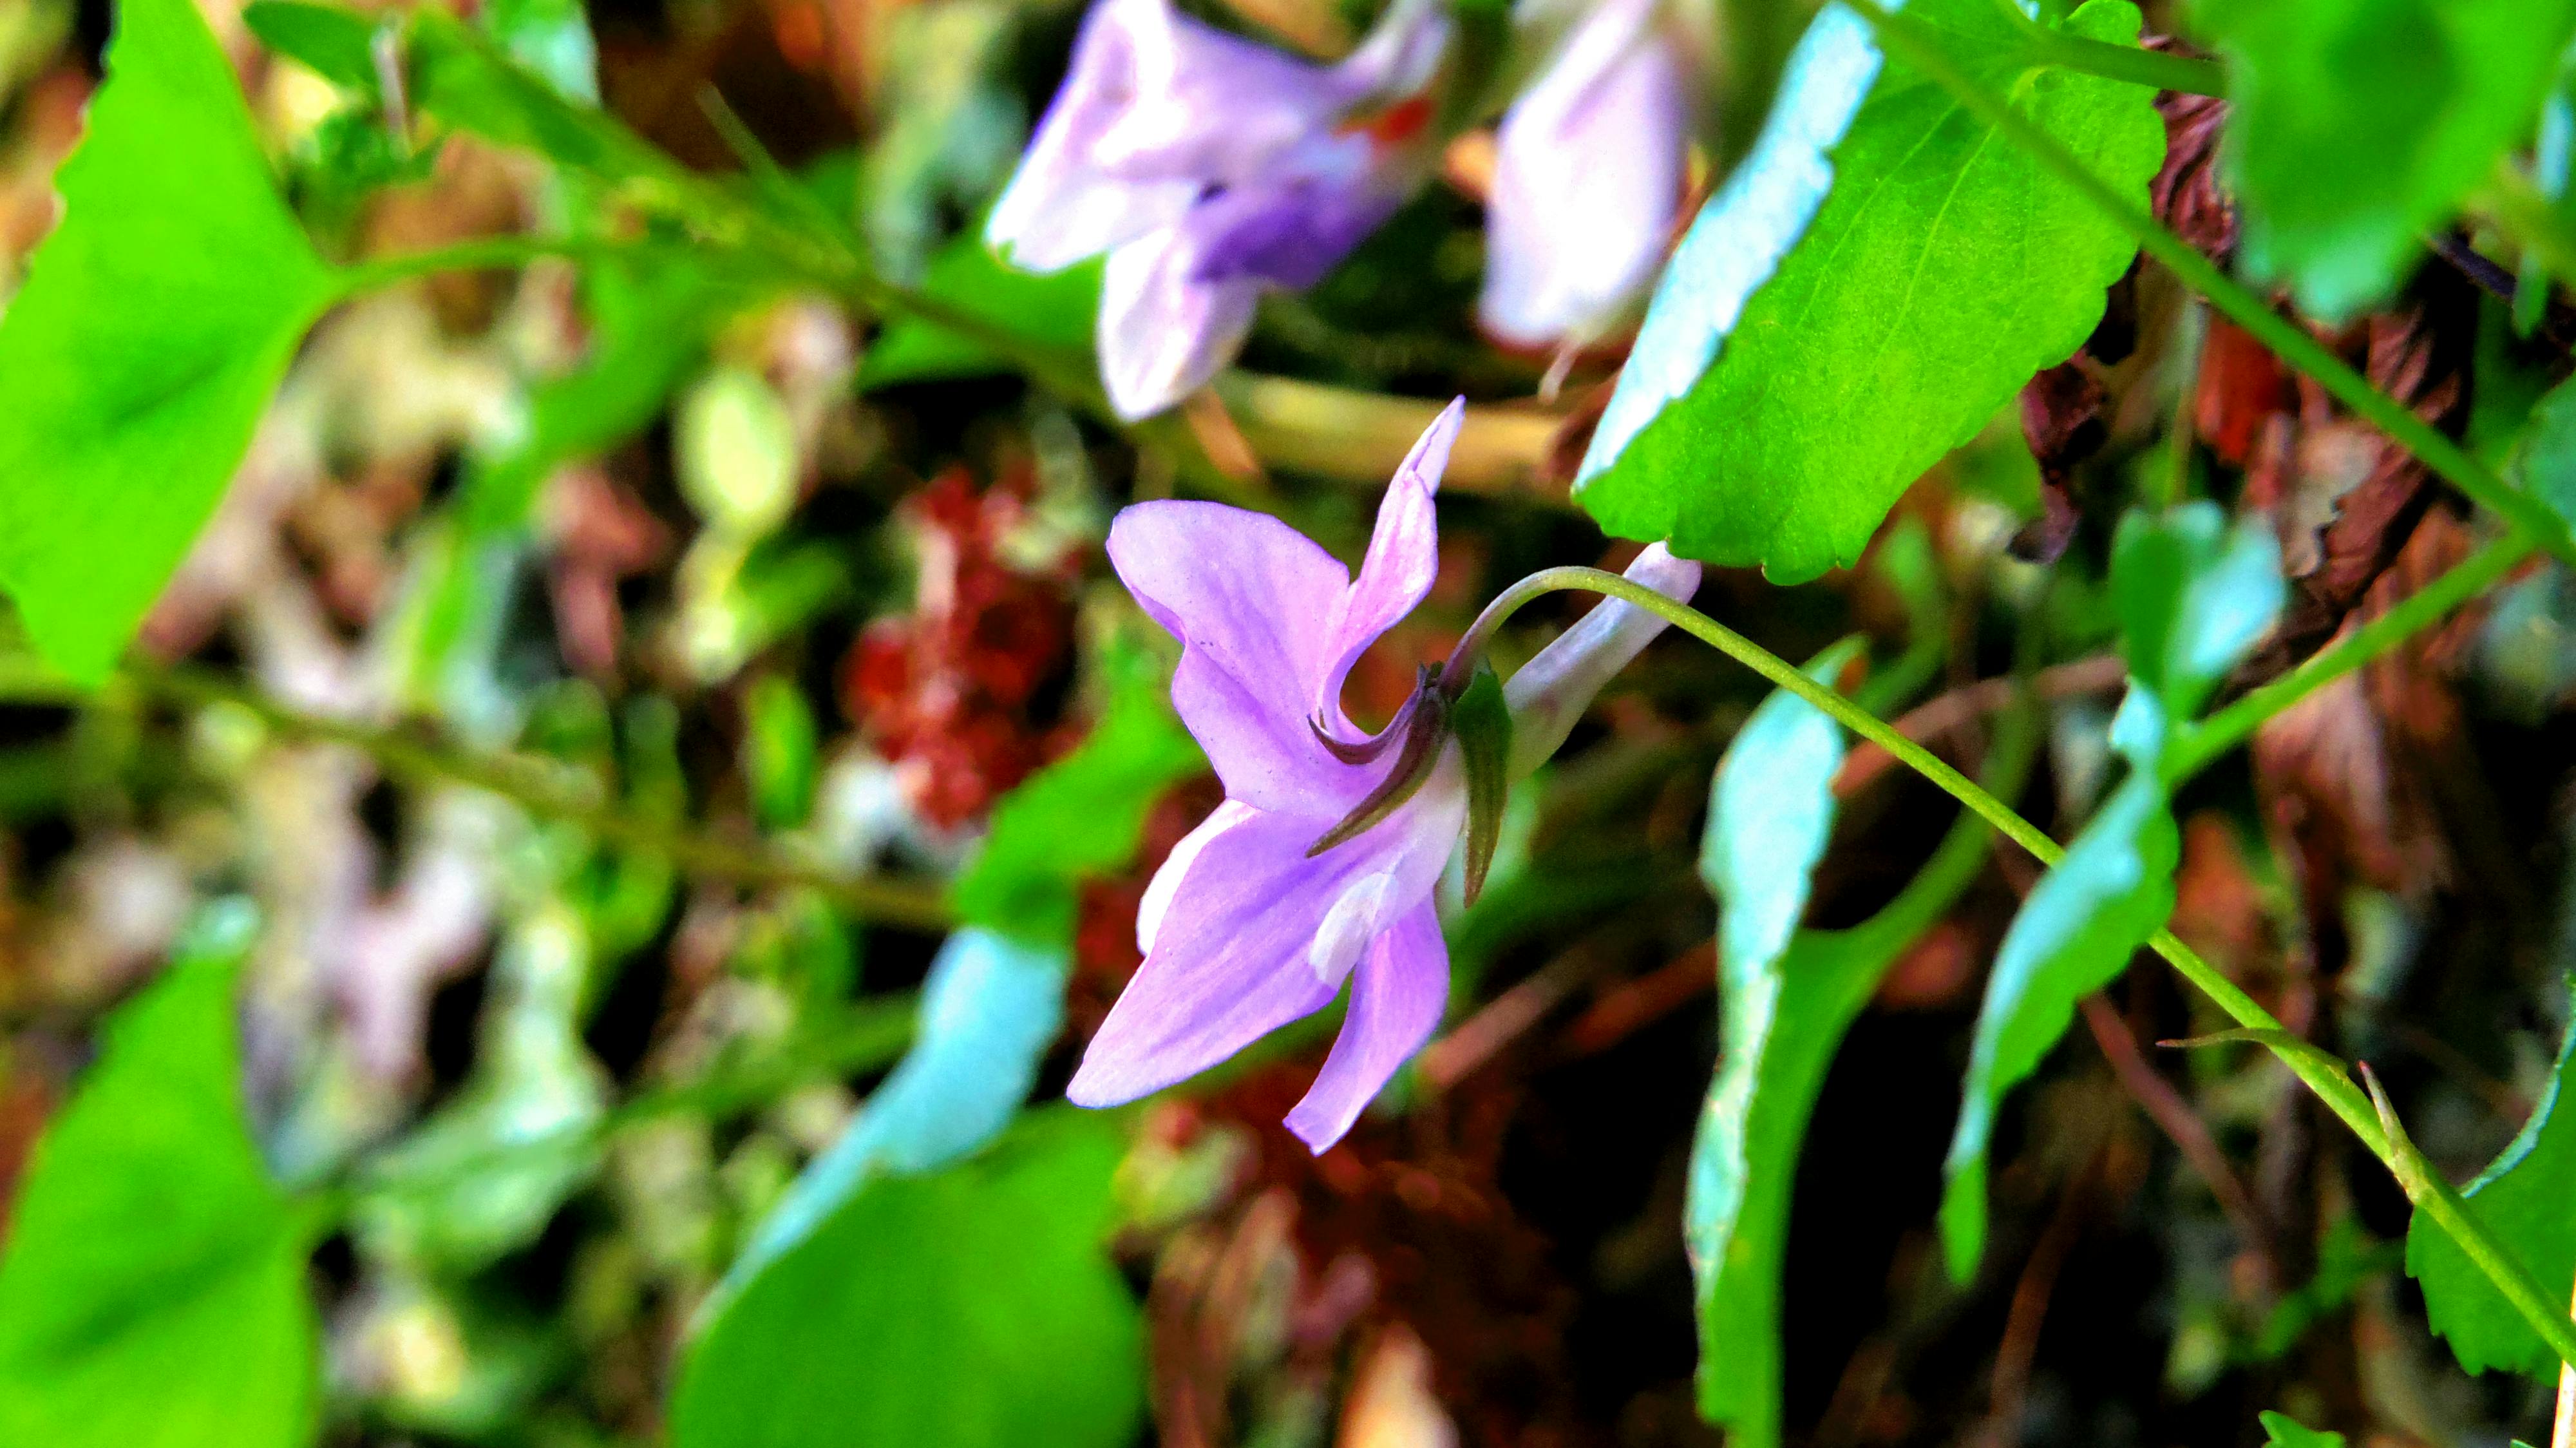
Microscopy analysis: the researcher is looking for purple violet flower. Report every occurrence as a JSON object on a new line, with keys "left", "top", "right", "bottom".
{"left": 1480, "top": 0, "right": 1692, "bottom": 348}
{"left": 985, "top": 0, "right": 1452, "bottom": 421}
{"left": 1068, "top": 399, "right": 1702, "bottom": 1150}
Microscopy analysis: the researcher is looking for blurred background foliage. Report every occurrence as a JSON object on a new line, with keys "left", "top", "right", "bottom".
{"left": 5, "top": 0, "right": 2576, "bottom": 1446}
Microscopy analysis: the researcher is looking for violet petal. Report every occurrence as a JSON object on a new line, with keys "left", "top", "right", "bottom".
{"left": 1283, "top": 900, "right": 1448, "bottom": 1151}
{"left": 1066, "top": 786, "right": 1462, "bottom": 1108}
{"left": 1315, "top": 399, "right": 1461, "bottom": 730}
{"left": 1107, "top": 499, "right": 1381, "bottom": 819}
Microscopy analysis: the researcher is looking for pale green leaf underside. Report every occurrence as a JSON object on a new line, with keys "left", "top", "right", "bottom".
{"left": 0, "top": 0, "right": 341, "bottom": 683}
{"left": 1577, "top": 0, "right": 2164, "bottom": 584}
{"left": 1940, "top": 770, "right": 2178, "bottom": 1279}
{"left": 1687, "top": 828, "right": 1992, "bottom": 1446}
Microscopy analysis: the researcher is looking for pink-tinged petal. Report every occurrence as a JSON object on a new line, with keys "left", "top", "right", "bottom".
{"left": 1137, "top": 799, "right": 1258, "bottom": 953}
{"left": 1502, "top": 542, "right": 1701, "bottom": 776}
{"left": 1316, "top": 399, "right": 1461, "bottom": 727}
{"left": 1097, "top": 227, "right": 1263, "bottom": 419}
{"left": 1282, "top": 901, "right": 1448, "bottom": 1151}
{"left": 1067, "top": 780, "right": 1463, "bottom": 1108}
{"left": 1108, "top": 499, "right": 1383, "bottom": 817}
{"left": 1479, "top": 0, "right": 1689, "bottom": 346}
{"left": 987, "top": 0, "right": 1197, "bottom": 271}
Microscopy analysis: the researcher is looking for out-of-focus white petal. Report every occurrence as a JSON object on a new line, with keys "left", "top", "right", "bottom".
{"left": 1096, "top": 227, "right": 1262, "bottom": 419}
{"left": 1479, "top": 0, "right": 1689, "bottom": 345}
{"left": 1502, "top": 542, "right": 1702, "bottom": 776}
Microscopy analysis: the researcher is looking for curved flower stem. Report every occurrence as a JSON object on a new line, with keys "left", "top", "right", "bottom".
{"left": 1459, "top": 566, "right": 2576, "bottom": 1371}
{"left": 1839, "top": 0, "right": 2576, "bottom": 569}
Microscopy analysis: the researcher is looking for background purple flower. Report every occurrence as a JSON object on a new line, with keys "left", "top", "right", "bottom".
{"left": 1481, "top": 0, "right": 1693, "bottom": 348}
{"left": 1070, "top": 401, "right": 1701, "bottom": 1149}
{"left": 986, "top": 0, "right": 1450, "bottom": 419}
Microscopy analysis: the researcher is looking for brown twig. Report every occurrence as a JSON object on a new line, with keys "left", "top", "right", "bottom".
{"left": 1417, "top": 945, "right": 1604, "bottom": 1087}
{"left": 2079, "top": 993, "right": 2275, "bottom": 1279}
{"left": 1554, "top": 943, "right": 1716, "bottom": 1059}
{"left": 1982, "top": 1152, "right": 2092, "bottom": 1448}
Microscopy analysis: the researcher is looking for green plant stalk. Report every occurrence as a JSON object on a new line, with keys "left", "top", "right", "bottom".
{"left": 1457, "top": 567, "right": 2576, "bottom": 1373}
{"left": 1841, "top": 0, "right": 2576, "bottom": 569}
{"left": 2027, "top": 30, "right": 2226, "bottom": 98}
{"left": 2175, "top": 531, "right": 2538, "bottom": 773}
{"left": 138, "top": 663, "right": 952, "bottom": 930}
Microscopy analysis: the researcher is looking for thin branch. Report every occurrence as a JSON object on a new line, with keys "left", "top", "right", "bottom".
{"left": 136, "top": 664, "right": 952, "bottom": 931}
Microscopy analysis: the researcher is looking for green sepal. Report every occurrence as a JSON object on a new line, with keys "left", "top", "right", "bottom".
{"left": 1451, "top": 663, "right": 1513, "bottom": 906}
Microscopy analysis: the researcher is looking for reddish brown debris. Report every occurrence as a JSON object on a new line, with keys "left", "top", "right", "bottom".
{"left": 840, "top": 465, "right": 1081, "bottom": 828}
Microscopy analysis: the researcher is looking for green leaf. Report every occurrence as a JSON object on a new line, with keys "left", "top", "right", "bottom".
{"left": 2188, "top": 0, "right": 2576, "bottom": 321}
{"left": 1574, "top": 0, "right": 2163, "bottom": 583}
{"left": 949, "top": 647, "right": 1203, "bottom": 948}
{"left": 2407, "top": 989, "right": 2576, "bottom": 1378}
{"left": 743, "top": 673, "right": 819, "bottom": 831}
{"left": 478, "top": 0, "right": 597, "bottom": 103}
{"left": 1941, "top": 502, "right": 2278, "bottom": 1279}
{"left": 860, "top": 233, "right": 1100, "bottom": 390}
{"left": 672, "top": 1110, "right": 1144, "bottom": 1448}
{"left": 2258, "top": 1411, "right": 2348, "bottom": 1448}
{"left": 0, "top": 0, "right": 344, "bottom": 683}
{"left": 0, "top": 902, "right": 321, "bottom": 1448}
{"left": 1701, "top": 638, "right": 1862, "bottom": 974}
{"left": 1940, "top": 770, "right": 2179, "bottom": 1279}
{"left": 242, "top": 0, "right": 381, "bottom": 92}
{"left": 1689, "top": 816, "right": 1994, "bottom": 1445}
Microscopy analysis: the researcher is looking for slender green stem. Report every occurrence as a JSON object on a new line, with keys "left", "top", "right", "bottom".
{"left": 138, "top": 664, "right": 952, "bottom": 931}
{"left": 1463, "top": 567, "right": 2576, "bottom": 1371}
{"left": 1842, "top": 0, "right": 2576, "bottom": 567}
{"left": 2029, "top": 32, "right": 2226, "bottom": 98}
{"left": 2175, "top": 533, "right": 2538, "bottom": 774}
